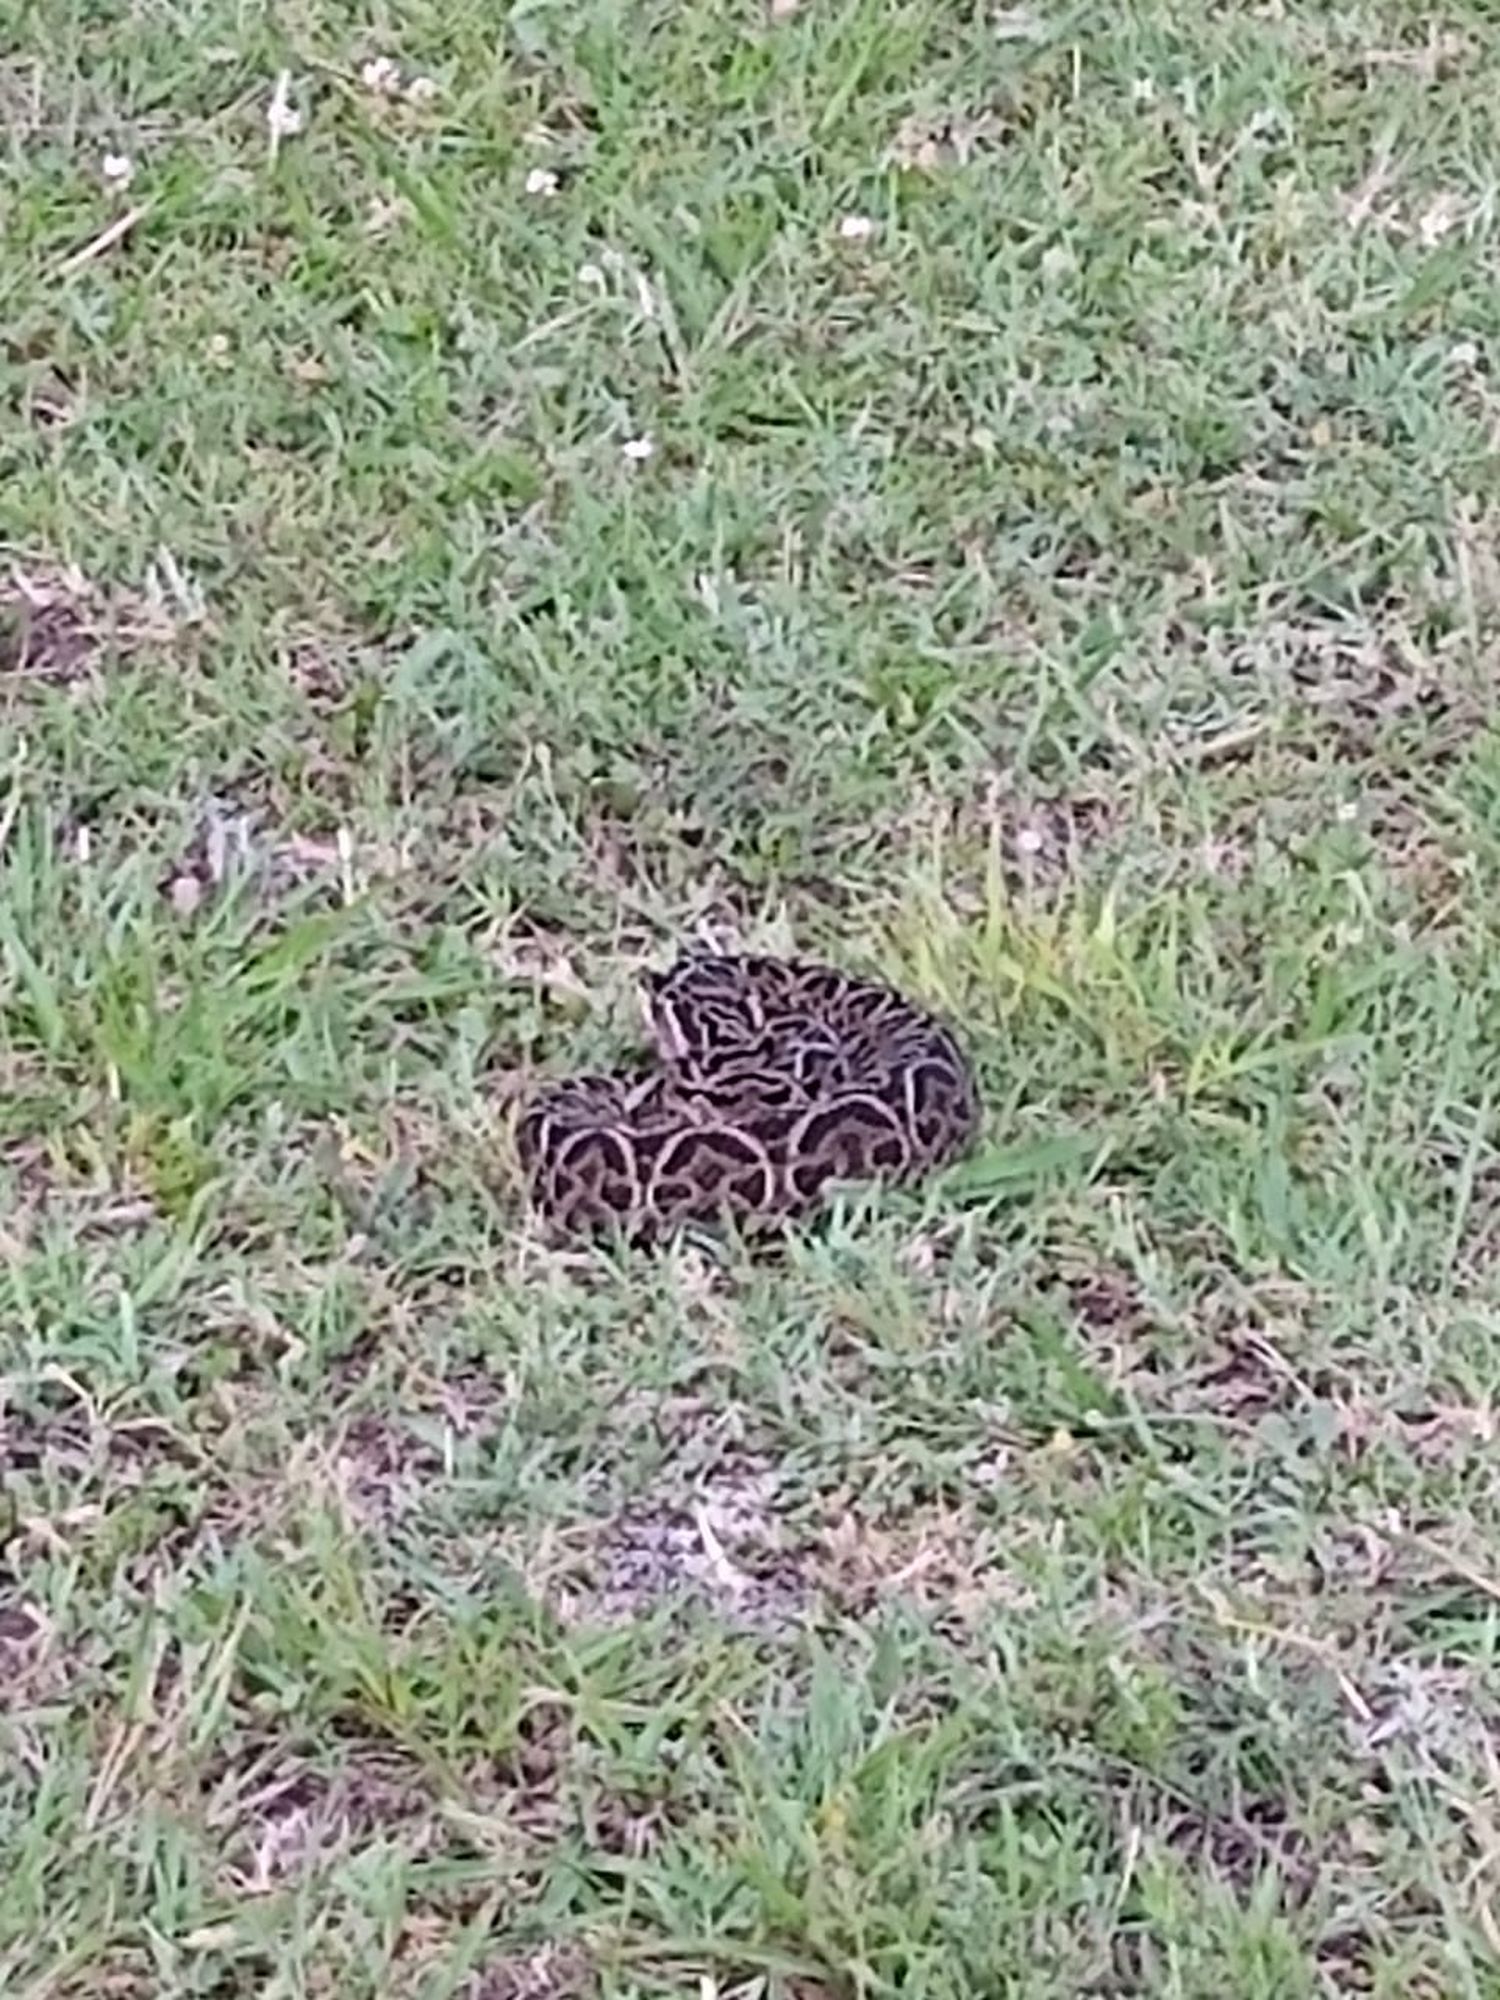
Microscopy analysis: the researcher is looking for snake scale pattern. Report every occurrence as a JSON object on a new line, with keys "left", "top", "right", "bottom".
{"left": 518, "top": 951, "right": 980, "bottom": 1240}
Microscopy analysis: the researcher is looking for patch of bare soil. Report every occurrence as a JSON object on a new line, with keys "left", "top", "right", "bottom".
{"left": 1148, "top": 1328, "right": 1308, "bottom": 1427}
{"left": 0, "top": 1589, "right": 56, "bottom": 1713}
{"left": 1158, "top": 1786, "right": 1317, "bottom": 1903}
{"left": 887, "top": 105, "right": 1010, "bottom": 173}
{"left": 202, "top": 1738, "right": 438, "bottom": 1892}
{"left": 985, "top": 786, "right": 1119, "bottom": 888}
{"left": 0, "top": 558, "right": 194, "bottom": 691}
{"left": 1064, "top": 1262, "right": 1154, "bottom": 1340}
{"left": 893, "top": 783, "right": 1120, "bottom": 908}
{"left": 817, "top": 1495, "right": 1035, "bottom": 1636}
{"left": 546, "top": 1393, "right": 815, "bottom": 1630}
{"left": 588, "top": 1463, "right": 811, "bottom": 1630}
{"left": 467, "top": 1945, "right": 597, "bottom": 2000}
{"left": 41, "top": 1958, "right": 163, "bottom": 2000}
{"left": 0, "top": 580, "right": 94, "bottom": 682}
{"left": 1, "top": 1134, "right": 163, "bottom": 1255}
{"left": 315, "top": 1341, "right": 509, "bottom": 1526}
{"left": 154, "top": 785, "right": 374, "bottom": 915}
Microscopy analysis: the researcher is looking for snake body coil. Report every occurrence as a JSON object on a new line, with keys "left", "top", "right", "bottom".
{"left": 518, "top": 952, "right": 979, "bottom": 1240}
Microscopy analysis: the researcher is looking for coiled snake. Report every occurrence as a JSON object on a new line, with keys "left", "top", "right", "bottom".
{"left": 518, "top": 951, "right": 979, "bottom": 1240}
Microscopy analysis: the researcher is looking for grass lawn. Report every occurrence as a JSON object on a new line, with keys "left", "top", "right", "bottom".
{"left": 4, "top": 1, "right": 1500, "bottom": 1993}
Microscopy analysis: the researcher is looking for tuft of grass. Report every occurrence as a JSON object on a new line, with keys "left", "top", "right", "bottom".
{"left": 5, "top": 2, "right": 1500, "bottom": 1994}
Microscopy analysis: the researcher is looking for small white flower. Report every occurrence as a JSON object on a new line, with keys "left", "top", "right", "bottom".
{"left": 266, "top": 72, "right": 303, "bottom": 152}
{"left": 621, "top": 436, "right": 654, "bottom": 461}
{"left": 839, "top": 213, "right": 876, "bottom": 240}
{"left": 169, "top": 873, "right": 204, "bottom": 918}
{"left": 404, "top": 75, "right": 440, "bottom": 106}
{"left": 360, "top": 56, "right": 402, "bottom": 96}
{"left": 525, "top": 166, "right": 560, "bottom": 197}
{"left": 577, "top": 261, "right": 606, "bottom": 287}
{"left": 1418, "top": 191, "right": 1463, "bottom": 248}
{"left": 1132, "top": 77, "right": 1157, "bottom": 103}
{"left": 101, "top": 152, "right": 134, "bottom": 187}
{"left": 1015, "top": 825, "right": 1046, "bottom": 856}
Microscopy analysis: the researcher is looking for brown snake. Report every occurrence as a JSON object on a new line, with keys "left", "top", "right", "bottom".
{"left": 517, "top": 951, "right": 980, "bottom": 1241}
